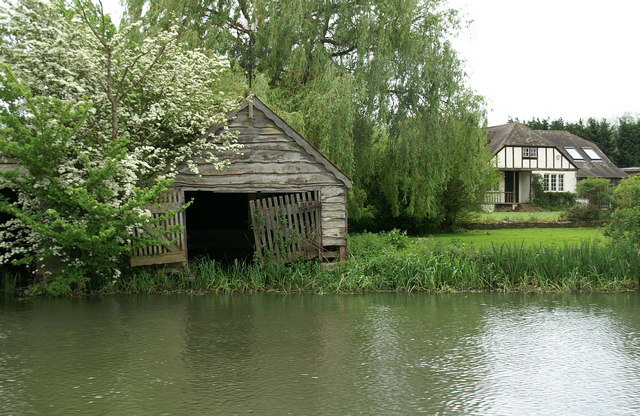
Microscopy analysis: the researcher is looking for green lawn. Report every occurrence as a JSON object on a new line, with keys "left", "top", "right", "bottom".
{"left": 410, "top": 227, "right": 605, "bottom": 250}
{"left": 472, "top": 211, "right": 563, "bottom": 222}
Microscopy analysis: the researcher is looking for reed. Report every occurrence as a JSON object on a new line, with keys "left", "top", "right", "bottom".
{"left": 115, "top": 239, "right": 640, "bottom": 295}
{"left": 0, "top": 268, "right": 19, "bottom": 295}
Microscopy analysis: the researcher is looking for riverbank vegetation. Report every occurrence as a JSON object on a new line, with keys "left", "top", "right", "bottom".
{"left": 112, "top": 234, "right": 638, "bottom": 295}
{"left": 2, "top": 227, "right": 637, "bottom": 296}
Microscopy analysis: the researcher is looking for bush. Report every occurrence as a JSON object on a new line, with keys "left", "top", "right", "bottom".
{"left": 347, "top": 229, "right": 409, "bottom": 258}
{"left": 561, "top": 203, "right": 605, "bottom": 221}
{"left": 576, "top": 178, "right": 612, "bottom": 207}
{"left": 606, "top": 176, "right": 640, "bottom": 244}
{"left": 530, "top": 174, "right": 576, "bottom": 210}
{"left": 560, "top": 178, "right": 613, "bottom": 222}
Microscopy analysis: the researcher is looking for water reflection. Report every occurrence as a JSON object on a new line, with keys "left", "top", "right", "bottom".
{"left": 471, "top": 295, "right": 640, "bottom": 415}
{"left": 0, "top": 293, "right": 639, "bottom": 415}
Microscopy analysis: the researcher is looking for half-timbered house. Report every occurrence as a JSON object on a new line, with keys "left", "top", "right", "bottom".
{"left": 487, "top": 123, "right": 627, "bottom": 209}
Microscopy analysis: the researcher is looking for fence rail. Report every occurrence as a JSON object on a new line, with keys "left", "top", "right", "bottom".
{"left": 485, "top": 191, "right": 515, "bottom": 204}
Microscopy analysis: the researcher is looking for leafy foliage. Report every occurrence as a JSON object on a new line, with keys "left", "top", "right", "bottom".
{"left": 562, "top": 204, "right": 604, "bottom": 222}
{"left": 577, "top": 177, "right": 612, "bottom": 222}
{"left": 530, "top": 174, "right": 576, "bottom": 210}
{"left": 606, "top": 175, "right": 640, "bottom": 244}
{"left": 125, "top": 0, "right": 496, "bottom": 229}
{"left": 0, "top": 0, "right": 241, "bottom": 294}
{"left": 0, "top": 66, "right": 178, "bottom": 293}
{"left": 616, "top": 116, "right": 640, "bottom": 168}
{"left": 576, "top": 178, "right": 611, "bottom": 207}
{"left": 561, "top": 178, "right": 612, "bottom": 222}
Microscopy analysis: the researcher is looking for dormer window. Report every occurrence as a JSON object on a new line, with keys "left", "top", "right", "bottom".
{"left": 582, "top": 147, "right": 602, "bottom": 160}
{"left": 564, "top": 147, "right": 584, "bottom": 160}
{"left": 522, "top": 147, "right": 538, "bottom": 158}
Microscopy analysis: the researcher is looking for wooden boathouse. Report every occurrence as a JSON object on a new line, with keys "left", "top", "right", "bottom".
{"left": 130, "top": 96, "right": 352, "bottom": 267}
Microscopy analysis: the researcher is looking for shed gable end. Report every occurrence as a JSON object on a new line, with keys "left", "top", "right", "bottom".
{"left": 174, "top": 101, "right": 350, "bottom": 190}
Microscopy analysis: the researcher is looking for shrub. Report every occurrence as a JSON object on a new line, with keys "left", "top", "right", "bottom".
{"left": 560, "top": 178, "right": 613, "bottom": 222}
{"left": 530, "top": 174, "right": 576, "bottom": 210}
{"left": 606, "top": 176, "right": 640, "bottom": 244}
{"left": 561, "top": 203, "right": 604, "bottom": 221}
{"left": 576, "top": 178, "right": 612, "bottom": 207}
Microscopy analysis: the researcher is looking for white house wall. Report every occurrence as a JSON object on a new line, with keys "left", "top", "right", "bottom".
{"left": 495, "top": 171, "right": 533, "bottom": 203}
{"left": 494, "top": 146, "right": 575, "bottom": 170}
{"left": 518, "top": 172, "right": 531, "bottom": 202}
{"left": 532, "top": 170, "right": 578, "bottom": 193}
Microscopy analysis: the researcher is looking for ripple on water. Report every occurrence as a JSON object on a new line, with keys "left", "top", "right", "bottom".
{"left": 0, "top": 293, "right": 639, "bottom": 415}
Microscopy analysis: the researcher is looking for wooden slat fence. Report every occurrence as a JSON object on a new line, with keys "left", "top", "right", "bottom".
{"left": 130, "top": 190, "right": 188, "bottom": 267}
{"left": 249, "top": 190, "right": 322, "bottom": 263}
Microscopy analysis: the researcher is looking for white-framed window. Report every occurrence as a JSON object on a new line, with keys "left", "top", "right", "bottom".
{"left": 543, "top": 174, "right": 550, "bottom": 191}
{"left": 558, "top": 174, "right": 564, "bottom": 191}
{"left": 543, "top": 174, "right": 565, "bottom": 192}
{"left": 522, "top": 147, "right": 538, "bottom": 158}
{"left": 582, "top": 147, "right": 602, "bottom": 160}
{"left": 564, "top": 147, "right": 584, "bottom": 160}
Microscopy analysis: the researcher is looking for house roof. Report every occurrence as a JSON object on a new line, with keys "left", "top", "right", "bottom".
{"left": 221, "top": 95, "right": 352, "bottom": 188}
{"left": 536, "top": 130, "right": 628, "bottom": 179}
{"left": 487, "top": 123, "right": 555, "bottom": 153}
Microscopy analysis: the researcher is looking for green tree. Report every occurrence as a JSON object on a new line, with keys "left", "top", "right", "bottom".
{"left": 0, "top": 0, "right": 241, "bottom": 293}
{"left": 0, "top": 66, "right": 177, "bottom": 294}
{"left": 576, "top": 178, "right": 611, "bottom": 207}
{"left": 125, "top": 0, "right": 495, "bottom": 228}
{"left": 562, "top": 177, "right": 611, "bottom": 222}
{"left": 606, "top": 175, "right": 640, "bottom": 244}
{"left": 616, "top": 116, "right": 640, "bottom": 168}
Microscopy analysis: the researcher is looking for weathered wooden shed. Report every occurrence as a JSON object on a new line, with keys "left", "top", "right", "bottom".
{"left": 130, "top": 96, "right": 352, "bottom": 267}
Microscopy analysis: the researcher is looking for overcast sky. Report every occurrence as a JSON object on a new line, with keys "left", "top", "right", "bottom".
{"left": 102, "top": 0, "right": 640, "bottom": 126}
{"left": 449, "top": 0, "right": 640, "bottom": 125}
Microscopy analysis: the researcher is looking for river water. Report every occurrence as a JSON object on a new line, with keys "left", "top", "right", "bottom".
{"left": 1, "top": 293, "right": 639, "bottom": 415}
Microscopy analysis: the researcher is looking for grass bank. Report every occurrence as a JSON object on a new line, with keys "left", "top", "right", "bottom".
{"left": 112, "top": 230, "right": 639, "bottom": 295}
{"left": 408, "top": 227, "right": 603, "bottom": 249}
{"left": 473, "top": 211, "right": 563, "bottom": 222}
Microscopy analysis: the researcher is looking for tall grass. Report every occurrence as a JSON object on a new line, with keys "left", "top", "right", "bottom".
{"left": 115, "top": 240, "right": 640, "bottom": 295}
{"left": 0, "top": 268, "right": 20, "bottom": 295}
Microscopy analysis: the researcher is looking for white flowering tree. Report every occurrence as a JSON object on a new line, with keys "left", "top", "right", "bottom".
{"left": 0, "top": 0, "right": 243, "bottom": 294}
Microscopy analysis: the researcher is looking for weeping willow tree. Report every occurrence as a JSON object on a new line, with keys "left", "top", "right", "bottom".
{"left": 125, "top": 0, "right": 496, "bottom": 229}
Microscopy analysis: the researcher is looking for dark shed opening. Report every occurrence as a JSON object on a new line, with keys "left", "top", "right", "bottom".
{"left": 184, "top": 192, "right": 255, "bottom": 263}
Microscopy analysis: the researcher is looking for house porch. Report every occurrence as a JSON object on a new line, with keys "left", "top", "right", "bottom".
{"left": 485, "top": 170, "right": 533, "bottom": 210}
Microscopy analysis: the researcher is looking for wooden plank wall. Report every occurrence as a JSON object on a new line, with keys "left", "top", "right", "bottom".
{"left": 173, "top": 105, "right": 348, "bottom": 248}
{"left": 0, "top": 157, "right": 20, "bottom": 173}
